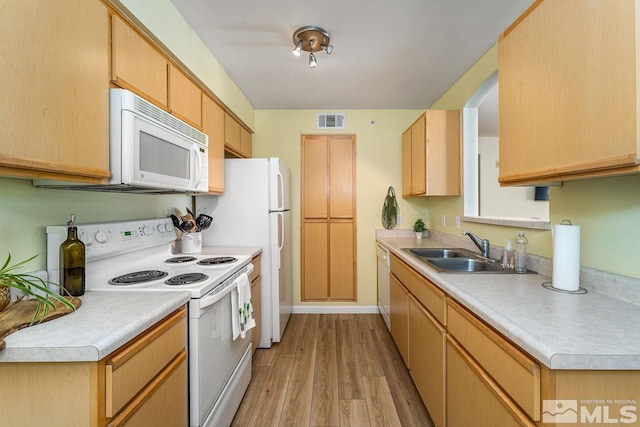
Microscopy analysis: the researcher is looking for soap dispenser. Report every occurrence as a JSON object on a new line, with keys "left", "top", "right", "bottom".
{"left": 502, "top": 240, "right": 514, "bottom": 270}
{"left": 60, "top": 214, "right": 85, "bottom": 296}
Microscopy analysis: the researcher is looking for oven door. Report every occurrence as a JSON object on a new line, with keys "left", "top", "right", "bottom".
{"left": 120, "top": 110, "right": 205, "bottom": 192}
{"left": 189, "top": 289, "right": 252, "bottom": 427}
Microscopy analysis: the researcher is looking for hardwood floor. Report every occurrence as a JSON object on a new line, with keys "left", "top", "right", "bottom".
{"left": 232, "top": 314, "right": 433, "bottom": 427}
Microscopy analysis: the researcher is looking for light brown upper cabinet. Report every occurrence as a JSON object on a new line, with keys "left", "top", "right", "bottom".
{"left": 499, "top": 0, "right": 640, "bottom": 185}
{"left": 224, "top": 112, "right": 252, "bottom": 158}
{"left": 0, "top": 0, "right": 110, "bottom": 183}
{"left": 240, "top": 127, "right": 253, "bottom": 158}
{"left": 169, "top": 64, "right": 202, "bottom": 129}
{"left": 301, "top": 134, "right": 357, "bottom": 301}
{"left": 401, "top": 110, "right": 461, "bottom": 197}
{"left": 111, "top": 14, "right": 168, "bottom": 110}
{"left": 202, "top": 95, "right": 225, "bottom": 194}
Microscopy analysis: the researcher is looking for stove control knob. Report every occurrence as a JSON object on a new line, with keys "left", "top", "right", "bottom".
{"left": 94, "top": 231, "right": 108, "bottom": 244}
{"left": 79, "top": 231, "right": 93, "bottom": 246}
{"left": 142, "top": 225, "right": 152, "bottom": 236}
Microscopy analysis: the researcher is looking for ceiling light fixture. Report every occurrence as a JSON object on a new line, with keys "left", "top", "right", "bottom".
{"left": 292, "top": 26, "right": 333, "bottom": 68}
{"left": 309, "top": 52, "right": 318, "bottom": 68}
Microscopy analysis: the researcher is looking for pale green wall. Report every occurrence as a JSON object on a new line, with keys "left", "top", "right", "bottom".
{"left": 425, "top": 44, "right": 640, "bottom": 280}
{"left": 254, "top": 110, "right": 426, "bottom": 307}
{"left": 0, "top": 178, "right": 188, "bottom": 271}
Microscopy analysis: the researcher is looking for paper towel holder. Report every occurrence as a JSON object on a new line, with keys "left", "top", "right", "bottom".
{"left": 541, "top": 282, "right": 588, "bottom": 294}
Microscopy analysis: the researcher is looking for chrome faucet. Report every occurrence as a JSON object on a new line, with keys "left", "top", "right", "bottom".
{"left": 462, "top": 231, "right": 490, "bottom": 258}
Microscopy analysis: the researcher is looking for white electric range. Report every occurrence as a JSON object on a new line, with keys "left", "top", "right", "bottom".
{"left": 46, "top": 217, "right": 253, "bottom": 427}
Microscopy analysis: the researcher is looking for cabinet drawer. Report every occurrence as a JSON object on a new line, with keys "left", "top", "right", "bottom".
{"left": 105, "top": 307, "right": 187, "bottom": 417}
{"left": 447, "top": 337, "right": 535, "bottom": 427}
{"left": 447, "top": 299, "right": 540, "bottom": 421}
{"left": 107, "top": 351, "right": 187, "bottom": 427}
{"left": 390, "top": 254, "right": 445, "bottom": 325}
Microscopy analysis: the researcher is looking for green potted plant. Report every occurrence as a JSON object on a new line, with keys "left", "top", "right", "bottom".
{"left": 0, "top": 253, "right": 76, "bottom": 324}
{"left": 413, "top": 219, "right": 427, "bottom": 239}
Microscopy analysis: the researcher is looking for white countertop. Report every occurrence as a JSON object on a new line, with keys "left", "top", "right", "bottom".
{"left": 0, "top": 291, "right": 190, "bottom": 363}
{"left": 378, "top": 235, "right": 640, "bottom": 370}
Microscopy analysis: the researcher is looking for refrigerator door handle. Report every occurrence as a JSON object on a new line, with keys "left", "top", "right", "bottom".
{"left": 277, "top": 169, "right": 284, "bottom": 211}
{"left": 277, "top": 211, "right": 284, "bottom": 268}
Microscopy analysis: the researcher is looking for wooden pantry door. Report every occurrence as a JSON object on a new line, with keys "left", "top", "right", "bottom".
{"left": 301, "top": 134, "right": 357, "bottom": 301}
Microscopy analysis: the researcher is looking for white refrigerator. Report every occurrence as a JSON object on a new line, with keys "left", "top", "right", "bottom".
{"left": 197, "top": 158, "right": 292, "bottom": 348}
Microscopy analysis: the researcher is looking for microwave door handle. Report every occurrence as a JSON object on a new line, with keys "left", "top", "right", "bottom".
{"left": 193, "top": 147, "right": 203, "bottom": 187}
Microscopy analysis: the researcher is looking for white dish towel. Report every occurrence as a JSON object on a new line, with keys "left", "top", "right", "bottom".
{"left": 231, "top": 272, "right": 256, "bottom": 340}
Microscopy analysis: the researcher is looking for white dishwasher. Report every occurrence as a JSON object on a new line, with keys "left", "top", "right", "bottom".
{"left": 376, "top": 243, "right": 391, "bottom": 330}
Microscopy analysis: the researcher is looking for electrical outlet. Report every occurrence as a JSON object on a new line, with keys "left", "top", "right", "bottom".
{"left": 441, "top": 215, "right": 446, "bottom": 226}
{"left": 397, "top": 213, "right": 403, "bottom": 225}
{"left": 455, "top": 216, "right": 461, "bottom": 229}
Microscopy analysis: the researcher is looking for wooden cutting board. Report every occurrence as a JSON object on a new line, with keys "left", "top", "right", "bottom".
{"left": 0, "top": 296, "right": 81, "bottom": 351}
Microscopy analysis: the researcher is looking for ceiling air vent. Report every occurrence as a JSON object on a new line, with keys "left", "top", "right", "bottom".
{"left": 317, "top": 113, "right": 345, "bottom": 129}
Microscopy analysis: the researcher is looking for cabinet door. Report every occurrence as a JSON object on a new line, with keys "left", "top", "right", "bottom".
{"left": 329, "top": 137, "right": 355, "bottom": 218}
{"left": 446, "top": 337, "right": 534, "bottom": 427}
{"left": 111, "top": 15, "right": 168, "bottom": 109}
{"left": 302, "top": 136, "right": 329, "bottom": 219}
{"left": 409, "top": 296, "right": 445, "bottom": 427}
{"left": 202, "top": 95, "right": 225, "bottom": 194}
{"left": 240, "top": 127, "right": 253, "bottom": 158}
{"left": 401, "top": 128, "right": 413, "bottom": 197}
{"left": 426, "top": 110, "right": 460, "bottom": 195}
{"left": 0, "top": 0, "right": 110, "bottom": 182}
{"left": 410, "top": 114, "right": 427, "bottom": 195}
{"left": 302, "top": 222, "right": 329, "bottom": 300}
{"left": 169, "top": 64, "right": 202, "bottom": 129}
{"left": 499, "top": 0, "right": 638, "bottom": 184}
{"left": 250, "top": 275, "right": 262, "bottom": 352}
{"left": 389, "top": 274, "right": 409, "bottom": 365}
{"left": 224, "top": 112, "right": 242, "bottom": 153}
{"left": 329, "top": 222, "right": 355, "bottom": 300}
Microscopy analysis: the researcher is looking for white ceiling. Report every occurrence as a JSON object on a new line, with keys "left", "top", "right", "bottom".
{"left": 170, "top": 0, "right": 533, "bottom": 110}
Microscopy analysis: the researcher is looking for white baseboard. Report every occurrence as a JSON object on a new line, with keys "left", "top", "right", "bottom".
{"left": 291, "top": 305, "right": 380, "bottom": 314}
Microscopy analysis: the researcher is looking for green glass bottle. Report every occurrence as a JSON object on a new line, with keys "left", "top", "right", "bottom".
{"left": 60, "top": 214, "right": 85, "bottom": 296}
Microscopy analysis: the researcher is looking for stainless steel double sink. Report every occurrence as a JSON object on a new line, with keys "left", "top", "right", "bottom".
{"left": 402, "top": 247, "right": 534, "bottom": 274}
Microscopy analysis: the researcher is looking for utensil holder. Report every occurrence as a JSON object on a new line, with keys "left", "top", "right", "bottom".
{"left": 181, "top": 232, "right": 202, "bottom": 253}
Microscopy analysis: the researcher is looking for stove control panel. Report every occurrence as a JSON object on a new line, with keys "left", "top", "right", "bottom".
{"left": 46, "top": 218, "right": 177, "bottom": 265}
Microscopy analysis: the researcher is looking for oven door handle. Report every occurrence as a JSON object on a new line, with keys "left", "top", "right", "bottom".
{"left": 198, "top": 264, "right": 254, "bottom": 310}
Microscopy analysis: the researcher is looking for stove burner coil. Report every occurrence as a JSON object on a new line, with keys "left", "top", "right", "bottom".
{"left": 165, "top": 256, "right": 198, "bottom": 264}
{"left": 109, "top": 270, "right": 168, "bottom": 285}
{"left": 197, "top": 256, "right": 237, "bottom": 266}
{"left": 165, "top": 273, "right": 209, "bottom": 286}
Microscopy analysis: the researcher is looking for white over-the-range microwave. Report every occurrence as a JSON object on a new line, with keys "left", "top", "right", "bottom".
{"left": 35, "top": 88, "right": 209, "bottom": 194}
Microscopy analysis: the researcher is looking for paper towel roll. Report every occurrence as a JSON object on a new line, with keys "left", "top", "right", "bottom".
{"left": 552, "top": 224, "right": 581, "bottom": 291}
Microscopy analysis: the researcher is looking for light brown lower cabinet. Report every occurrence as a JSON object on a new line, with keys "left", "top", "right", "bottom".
{"left": 0, "top": 307, "right": 187, "bottom": 427}
{"left": 409, "top": 294, "right": 446, "bottom": 427}
{"left": 389, "top": 273, "right": 409, "bottom": 365}
{"left": 446, "top": 336, "right": 535, "bottom": 427}
{"left": 387, "top": 250, "right": 640, "bottom": 427}
{"left": 250, "top": 254, "right": 262, "bottom": 352}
